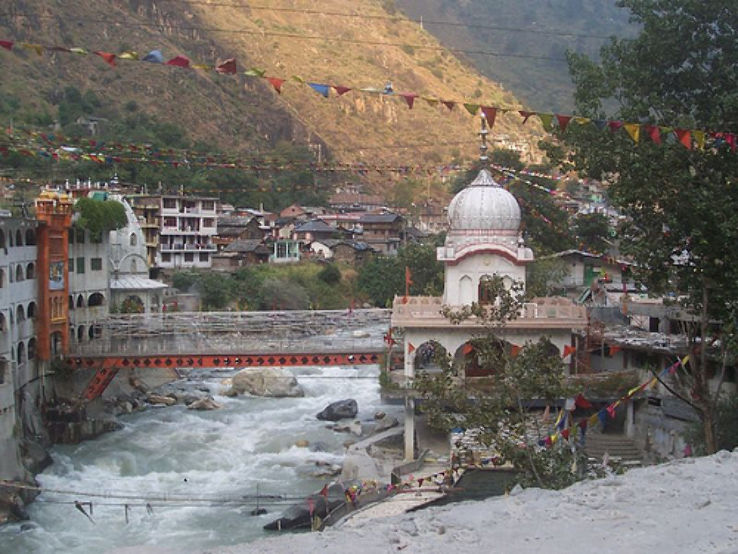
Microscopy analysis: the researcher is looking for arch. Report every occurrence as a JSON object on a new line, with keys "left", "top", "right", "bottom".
{"left": 26, "top": 262, "right": 35, "bottom": 280}
{"left": 88, "top": 292, "right": 105, "bottom": 307}
{"left": 50, "top": 331, "right": 63, "bottom": 356}
{"left": 88, "top": 326, "right": 96, "bottom": 340}
{"left": 0, "top": 312, "right": 5, "bottom": 332}
{"left": 27, "top": 338, "right": 36, "bottom": 360}
{"left": 459, "top": 275, "right": 474, "bottom": 302}
{"left": 16, "top": 304, "right": 25, "bottom": 322}
{"left": 77, "top": 294, "right": 85, "bottom": 308}
{"left": 130, "top": 259, "right": 138, "bottom": 273}
{"left": 130, "top": 232, "right": 138, "bottom": 246}
{"left": 0, "top": 229, "right": 4, "bottom": 249}
{"left": 454, "top": 337, "right": 509, "bottom": 378}
{"left": 121, "top": 295, "right": 145, "bottom": 314}
{"left": 413, "top": 340, "right": 448, "bottom": 372}
{"left": 15, "top": 229, "right": 23, "bottom": 247}
{"left": 78, "top": 325, "right": 85, "bottom": 343}
{"left": 27, "top": 301, "right": 37, "bottom": 319}
{"left": 15, "top": 264, "right": 24, "bottom": 282}
{"left": 69, "top": 295, "right": 74, "bottom": 310}
{"left": 478, "top": 274, "right": 496, "bottom": 305}
{"left": 17, "top": 341, "right": 26, "bottom": 365}
{"left": 25, "top": 228, "right": 36, "bottom": 245}
{"left": 0, "top": 268, "right": 4, "bottom": 288}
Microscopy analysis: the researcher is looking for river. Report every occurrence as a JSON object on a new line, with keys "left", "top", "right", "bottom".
{"left": 0, "top": 360, "right": 398, "bottom": 553}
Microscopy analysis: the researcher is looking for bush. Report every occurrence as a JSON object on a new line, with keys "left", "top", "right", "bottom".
{"left": 318, "top": 263, "right": 341, "bottom": 285}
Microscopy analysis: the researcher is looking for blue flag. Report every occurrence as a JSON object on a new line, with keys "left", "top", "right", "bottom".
{"left": 143, "top": 50, "right": 164, "bottom": 63}
{"left": 308, "top": 83, "right": 330, "bottom": 98}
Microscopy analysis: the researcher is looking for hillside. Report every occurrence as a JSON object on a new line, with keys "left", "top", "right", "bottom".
{"left": 396, "top": 0, "right": 638, "bottom": 113}
{"left": 0, "top": 0, "right": 549, "bottom": 193}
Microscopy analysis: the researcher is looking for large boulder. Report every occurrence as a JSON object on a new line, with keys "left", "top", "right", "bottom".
{"left": 231, "top": 368, "right": 304, "bottom": 398}
{"left": 186, "top": 396, "right": 222, "bottom": 411}
{"left": 373, "top": 414, "right": 399, "bottom": 434}
{"left": 316, "top": 399, "right": 358, "bottom": 421}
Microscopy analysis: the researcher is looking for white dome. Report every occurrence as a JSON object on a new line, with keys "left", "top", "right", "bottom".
{"left": 447, "top": 169, "right": 521, "bottom": 231}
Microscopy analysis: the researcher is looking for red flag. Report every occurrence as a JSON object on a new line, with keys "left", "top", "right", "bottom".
{"left": 333, "top": 85, "right": 351, "bottom": 96}
{"left": 561, "top": 429, "right": 570, "bottom": 440}
{"left": 645, "top": 124, "right": 662, "bottom": 144}
{"left": 266, "top": 77, "right": 284, "bottom": 93}
{"left": 166, "top": 55, "right": 191, "bottom": 68}
{"left": 94, "top": 51, "right": 116, "bottom": 67}
{"left": 562, "top": 345, "right": 576, "bottom": 359}
{"left": 398, "top": 93, "right": 418, "bottom": 109}
{"left": 481, "top": 106, "right": 497, "bottom": 128}
{"left": 510, "top": 344, "right": 521, "bottom": 357}
{"left": 608, "top": 344, "right": 622, "bottom": 356}
{"left": 462, "top": 343, "right": 474, "bottom": 355}
{"left": 608, "top": 120, "right": 623, "bottom": 132}
{"left": 319, "top": 484, "right": 329, "bottom": 497}
{"left": 441, "top": 100, "right": 455, "bottom": 111}
{"left": 407, "top": 342, "right": 415, "bottom": 353}
{"left": 215, "top": 58, "right": 237, "bottom": 74}
{"left": 555, "top": 114, "right": 572, "bottom": 132}
{"left": 405, "top": 266, "right": 413, "bottom": 287}
{"left": 519, "top": 110, "right": 535, "bottom": 124}
{"left": 0, "top": 40, "right": 13, "bottom": 50}
{"left": 675, "top": 129, "right": 692, "bottom": 149}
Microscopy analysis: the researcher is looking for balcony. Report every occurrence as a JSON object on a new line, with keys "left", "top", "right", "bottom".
{"left": 161, "top": 243, "right": 216, "bottom": 252}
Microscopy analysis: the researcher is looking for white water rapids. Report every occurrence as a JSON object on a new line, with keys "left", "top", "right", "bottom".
{"left": 1, "top": 359, "right": 398, "bottom": 552}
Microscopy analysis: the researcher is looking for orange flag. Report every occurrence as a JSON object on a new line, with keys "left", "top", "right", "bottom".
{"left": 94, "top": 51, "right": 116, "bottom": 67}
{"left": 562, "top": 345, "right": 576, "bottom": 359}
{"left": 510, "top": 344, "right": 522, "bottom": 357}
{"left": 675, "top": 129, "right": 692, "bottom": 149}
{"left": 408, "top": 343, "right": 416, "bottom": 353}
{"left": 266, "top": 77, "right": 284, "bottom": 94}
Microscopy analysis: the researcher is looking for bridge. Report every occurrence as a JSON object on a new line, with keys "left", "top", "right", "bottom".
{"left": 64, "top": 309, "right": 392, "bottom": 401}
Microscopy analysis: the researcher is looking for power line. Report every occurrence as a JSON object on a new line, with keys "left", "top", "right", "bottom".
{"left": 131, "top": 0, "right": 622, "bottom": 41}
{"left": 0, "top": 13, "right": 570, "bottom": 63}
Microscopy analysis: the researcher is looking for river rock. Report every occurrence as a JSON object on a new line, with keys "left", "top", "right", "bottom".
{"left": 332, "top": 421, "right": 362, "bottom": 436}
{"left": 147, "top": 394, "right": 176, "bottom": 406}
{"left": 316, "top": 399, "right": 358, "bottom": 421}
{"left": 186, "top": 396, "right": 221, "bottom": 411}
{"left": 373, "top": 414, "right": 399, "bottom": 434}
{"left": 295, "top": 439, "right": 310, "bottom": 448}
{"left": 231, "top": 368, "right": 304, "bottom": 397}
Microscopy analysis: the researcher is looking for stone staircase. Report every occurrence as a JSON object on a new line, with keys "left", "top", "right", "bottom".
{"left": 584, "top": 430, "right": 644, "bottom": 466}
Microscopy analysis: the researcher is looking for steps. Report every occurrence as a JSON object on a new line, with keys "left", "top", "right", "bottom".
{"left": 584, "top": 431, "right": 643, "bottom": 464}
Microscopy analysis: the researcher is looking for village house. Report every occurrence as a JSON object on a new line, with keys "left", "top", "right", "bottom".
{"left": 309, "top": 238, "right": 375, "bottom": 266}
{"left": 214, "top": 215, "right": 264, "bottom": 248}
{"left": 358, "top": 212, "right": 404, "bottom": 256}
{"left": 212, "top": 239, "right": 272, "bottom": 270}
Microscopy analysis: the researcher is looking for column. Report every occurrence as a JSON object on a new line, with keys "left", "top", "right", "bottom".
{"left": 404, "top": 337, "right": 415, "bottom": 461}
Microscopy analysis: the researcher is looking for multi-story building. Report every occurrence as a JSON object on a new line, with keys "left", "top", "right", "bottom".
{"left": 127, "top": 195, "right": 161, "bottom": 270}
{"left": 158, "top": 195, "right": 218, "bottom": 270}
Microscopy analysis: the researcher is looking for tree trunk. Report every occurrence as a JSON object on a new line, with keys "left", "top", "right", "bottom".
{"left": 702, "top": 409, "right": 717, "bottom": 454}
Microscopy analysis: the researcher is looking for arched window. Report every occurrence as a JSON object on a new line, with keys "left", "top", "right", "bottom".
{"left": 27, "top": 338, "right": 36, "bottom": 360}
{"left": 15, "top": 265, "right": 24, "bottom": 282}
{"left": 17, "top": 341, "right": 26, "bottom": 365}
{"left": 69, "top": 295, "right": 74, "bottom": 310}
{"left": 26, "top": 262, "right": 35, "bottom": 280}
{"left": 130, "top": 259, "right": 138, "bottom": 273}
{"left": 0, "top": 268, "right": 4, "bottom": 288}
{"left": 78, "top": 325, "right": 85, "bottom": 343}
{"left": 130, "top": 233, "right": 138, "bottom": 246}
{"left": 478, "top": 275, "right": 495, "bottom": 305}
{"left": 27, "top": 302, "right": 37, "bottom": 319}
{"left": 0, "top": 229, "right": 5, "bottom": 249}
{"left": 25, "top": 228, "right": 36, "bottom": 245}
{"left": 77, "top": 295, "right": 85, "bottom": 308}
{"left": 50, "top": 332, "right": 62, "bottom": 356}
{"left": 0, "top": 312, "right": 5, "bottom": 332}
{"left": 88, "top": 292, "right": 105, "bottom": 307}
{"left": 16, "top": 304, "right": 25, "bottom": 322}
{"left": 15, "top": 229, "right": 23, "bottom": 247}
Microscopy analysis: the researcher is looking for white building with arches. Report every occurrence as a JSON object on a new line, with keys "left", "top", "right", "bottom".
{"left": 391, "top": 169, "right": 588, "bottom": 460}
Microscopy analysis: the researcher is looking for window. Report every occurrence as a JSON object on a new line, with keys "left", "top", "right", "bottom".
{"left": 130, "top": 259, "right": 138, "bottom": 273}
{"left": 15, "top": 265, "right": 24, "bottom": 282}
{"left": 163, "top": 198, "right": 177, "bottom": 209}
{"left": 88, "top": 292, "right": 105, "bottom": 307}
{"left": 203, "top": 218, "right": 215, "bottom": 227}
{"left": 184, "top": 253, "right": 194, "bottom": 262}
{"left": 91, "top": 258, "right": 103, "bottom": 271}
{"left": 199, "top": 253, "right": 209, "bottom": 262}
{"left": 26, "top": 263, "right": 35, "bottom": 279}
{"left": 25, "top": 229, "right": 36, "bottom": 245}
{"left": 69, "top": 258, "right": 74, "bottom": 272}
{"left": 15, "top": 229, "right": 23, "bottom": 246}
{"left": 76, "top": 257, "right": 85, "bottom": 274}
{"left": 76, "top": 228, "right": 85, "bottom": 243}
{"left": 130, "top": 233, "right": 137, "bottom": 246}
{"left": 162, "top": 253, "right": 171, "bottom": 262}
{"left": 202, "top": 201, "right": 215, "bottom": 211}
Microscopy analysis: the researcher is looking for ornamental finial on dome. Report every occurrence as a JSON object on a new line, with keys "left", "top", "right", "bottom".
{"left": 470, "top": 168, "right": 501, "bottom": 187}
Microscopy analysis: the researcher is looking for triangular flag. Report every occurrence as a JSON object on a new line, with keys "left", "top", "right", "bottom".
{"left": 606, "top": 404, "right": 617, "bottom": 419}
{"left": 575, "top": 394, "right": 592, "bottom": 410}
{"left": 266, "top": 77, "right": 284, "bottom": 93}
{"left": 573, "top": 116, "right": 590, "bottom": 125}
{"left": 69, "top": 47, "right": 88, "bottom": 55}
{"left": 597, "top": 409, "right": 608, "bottom": 426}
{"left": 22, "top": 43, "right": 44, "bottom": 56}
{"left": 422, "top": 96, "right": 439, "bottom": 107}
{"left": 608, "top": 344, "right": 622, "bottom": 356}
{"left": 462, "top": 343, "right": 474, "bottom": 355}
{"left": 94, "top": 51, "right": 116, "bottom": 67}
{"left": 333, "top": 85, "right": 351, "bottom": 96}
{"left": 693, "top": 130, "right": 705, "bottom": 150}
{"left": 118, "top": 51, "right": 139, "bottom": 60}
{"left": 464, "top": 103, "right": 479, "bottom": 116}
{"left": 142, "top": 50, "right": 164, "bottom": 63}
{"left": 308, "top": 83, "right": 330, "bottom": 98}
{"left": 0, "top": 40, "right": 14, "bottom": 50}
{"left": 578, "top": 419, "right": 588, "bottom": 430}
{"left": 562, "top": 345, "right": 576, "bottom": 359}
{"left": 408, "top": 342, "right": 416, "bottom": 353}
{"left": 608, "top": 120, "right": 624, "bottom": 132}
{"left": 191, "top": 64, "right": 212, "bottom": 70}
{"left": 537, "top": 113, "right": 554, "bottom": 131}
{"left": 166, "top": 55, "right": 191, "bottom": 68}
{"left": 593, "top": 119, "right": 608, "bottom": 130}
{"left": 542, "top": 405, "right": 550, "bottom": 423}
{"left": 243, "top": 67, "right": 266, "bottom": 77}
{"left": 510, "top": 344, "right": 521, "bottom": 357}
{"left": 481, "top": 106, "right": 497, "bottom": 128}
{"left": 441, "top": 100, "right": 455, "bottom": 111}
{"left": 398, "top": 93, "right": 418, "bottom": 109}
{"left": 555, "top": 114, "right": 572, "bottom": 132}
{"left": 645, "top": 124, "right": 662, "bottom": 144}
{"left": 624, "top": 123, "right": 640, "bottom": 143}
{"left": 215, "top": 58, "right": 237, "bottom": 74}
{"left": 561, "top": 429, "right": 570, "bottom": 440}
{"left": 675, "top": 129, "right": 692, "bottom": 149}
{"left": 519, "top": 110, "right": 535, "bottom": 124}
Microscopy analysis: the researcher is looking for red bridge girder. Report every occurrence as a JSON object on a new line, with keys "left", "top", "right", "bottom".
{"left": 68, "top": 352, "right": 384, "bottom": 402}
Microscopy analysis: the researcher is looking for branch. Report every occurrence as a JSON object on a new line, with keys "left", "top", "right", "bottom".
{"left": 650, "top": 364, "right": 701, "bottom": 414}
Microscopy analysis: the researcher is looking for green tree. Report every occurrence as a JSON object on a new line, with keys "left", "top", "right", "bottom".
{"left": 566, "top": 0, "right": 738, "bottom": 453}
{"left": 572, "top": 212, "right": 610, "bottom": 254}
{"left": 73, "top": 197, "right": 127, "bottom": 239}
{"left": 317, "top": 263, "right": 342, "bottom": 285}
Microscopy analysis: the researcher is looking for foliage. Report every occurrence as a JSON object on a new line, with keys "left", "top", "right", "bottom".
{"left": 197, "top": 273, "right": 234, "bottom": 310}
{"left": 685, "top": 394, "right": 738, "bottom": 455}
{"left": 73, "top": 197, "right": 127, "bottom": 239}
{"left": 525, "top": 258, "right": 569, "bottom": 298}
{"left": 565, "top": 0, "right": 738, "bottom": 453}
{"left": 357, "top": 239, "right": 444, "bottom": 307}
{"left": 414, "top": 277, "right": 580, "bottom": 489}
{"left": 172, "top": 271, "right": 198, "bottom": 292}
{"left": 572, "top": 212, "right": 611, "bottom": 254}
{"left": 317, "top": 263, "right": 342, "bottom": 285}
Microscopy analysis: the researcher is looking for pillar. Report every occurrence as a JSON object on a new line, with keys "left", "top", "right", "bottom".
{"left": 403, "top": 337, "right": 415, "bottom": 461}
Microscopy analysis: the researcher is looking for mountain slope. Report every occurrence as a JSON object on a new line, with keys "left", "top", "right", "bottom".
{"left": 0, "top": 0, "right": 548, "bottom": 184}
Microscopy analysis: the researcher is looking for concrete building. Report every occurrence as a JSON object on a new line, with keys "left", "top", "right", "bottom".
{"left": 158, "top": 195, "right": 218, "bottom": 270}
{"left": 391, "top": 169, "right": 587, "bottom": 460}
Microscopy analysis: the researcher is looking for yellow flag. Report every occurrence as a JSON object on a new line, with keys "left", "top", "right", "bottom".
{"left": 422, "top": 96, "right": 440, "bottom": 107}
{"left": 69, "top": 47, "right": 88, "bottom": 55}
{"left": 119, "top": 51, "right": 139, "bottom": 60}
{"left": 573, "top": 116, "right": 590, "bottom": 125}
{"left": 191, "top": 64, "right": 212, "bottom": 70}
{"left": 624, "top": 123, "right": 640, "bottom": 143}
{"left": 693, "top": 130, "right": 705, "bottom": 150}
{"left": 22, "top": 43, "right": 43, "bottom": 56}
{"left": 537, "top": 113, "right": 554, "bottom": 131}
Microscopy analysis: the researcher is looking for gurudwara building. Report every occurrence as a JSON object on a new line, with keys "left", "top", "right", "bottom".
{"left": 391, "top": 167, "right": 588, "bottom": 460}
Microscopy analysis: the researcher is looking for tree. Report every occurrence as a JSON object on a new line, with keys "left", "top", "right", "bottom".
{"left": 73, "top": 197, "right": 127, "bottom": 239}
{"left": 413, "top": 275, "right": 581, "bottom": 488}
{"left": 566, "top": 0, "right": 738, "bottom": 453}
{"left": 572, "top": 212, "right": 611, "bottom": 254}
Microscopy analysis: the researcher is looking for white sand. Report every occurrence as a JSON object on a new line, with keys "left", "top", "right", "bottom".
{"left": 207, "top": 450, "right": 738, "bottom": 554}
